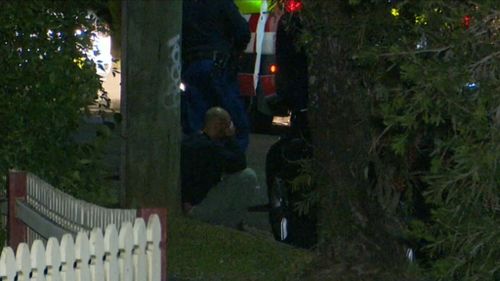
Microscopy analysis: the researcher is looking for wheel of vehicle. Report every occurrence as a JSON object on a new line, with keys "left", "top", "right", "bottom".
{"left": 266, "top": 136, "right": 317, "bottom": 248}
{"left": 268, "top": 176, "right": 290, "bottom": 241}
{"left": 268, "top": 171, "right": 318, "bottom": 248}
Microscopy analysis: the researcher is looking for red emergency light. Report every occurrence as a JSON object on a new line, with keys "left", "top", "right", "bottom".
{"left": 463, "top": 15, "right": 471, "bottom": 29}
{"left": 285, "top": 0, "right": 303, "bottom": 13}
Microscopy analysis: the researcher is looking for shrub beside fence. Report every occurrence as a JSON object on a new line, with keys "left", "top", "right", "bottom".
{"left": 5, "top": 170, "right": 168, "bottom": 281}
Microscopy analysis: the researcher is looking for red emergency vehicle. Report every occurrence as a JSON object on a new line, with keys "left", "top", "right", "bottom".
{"left": 236, "top": 0, "right": 303, "bottom": 131}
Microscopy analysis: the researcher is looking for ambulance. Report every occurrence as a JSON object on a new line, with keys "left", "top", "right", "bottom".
{"left": 235, "top": 0, "right": 304, "bottom": 131}
{"left": 236, "top": 0, "right": 316, "bottom": 248}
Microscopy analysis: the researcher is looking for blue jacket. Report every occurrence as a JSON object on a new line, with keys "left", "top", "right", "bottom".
{"left": 181, "top": 132, "right": 246, "bottom": 205}
{"left": 182, "top": 0, "right": 250, "bottom": 60}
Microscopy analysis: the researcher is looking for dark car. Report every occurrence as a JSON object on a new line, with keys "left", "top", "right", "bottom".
{"left": 266, "top": 125, "right": 316, "bottom": 248}
{"left": 263, "top": 1, "right": 318, "bottom": 248}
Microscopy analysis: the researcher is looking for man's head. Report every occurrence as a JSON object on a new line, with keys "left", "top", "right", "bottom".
{"left": 203, "top": 107, "right": 235, "bottom": 140}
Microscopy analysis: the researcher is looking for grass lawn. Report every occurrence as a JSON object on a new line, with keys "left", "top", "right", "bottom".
{"left": 168, "top": 216, "right": 314, "bottom": 281}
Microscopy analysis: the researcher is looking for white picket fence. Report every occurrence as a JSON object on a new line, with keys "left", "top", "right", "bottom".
{"left": 0, "top": 215, "right": 161, "bottom": 281}
{"left": 25, "top": 172, "right": 137, "bottom": 243}
{"left": 6, "top": 170, "right": 168, "bottom": 281}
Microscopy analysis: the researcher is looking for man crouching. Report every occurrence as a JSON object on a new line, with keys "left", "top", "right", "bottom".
{"left": 181, "top": 107, "right": 263, "bottom": 228}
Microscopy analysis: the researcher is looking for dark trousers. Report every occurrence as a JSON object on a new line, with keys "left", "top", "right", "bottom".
{"left": 181, "top": 59, "right": 250, "bottom": 151}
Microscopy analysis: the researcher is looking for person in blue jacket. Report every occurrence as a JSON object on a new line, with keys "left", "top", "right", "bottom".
{"left": 181, "top": 107, "right": 265, "bottom": 228}
{"left": 181, "top": 0, "right": 251, "bottom": 151}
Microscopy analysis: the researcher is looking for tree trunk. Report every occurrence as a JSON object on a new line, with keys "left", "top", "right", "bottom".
{"left": 302, "top": 1, "right": 412, "bottom": 280}
{"left": 121, "top": 0, "right": 182, "bottom": 214}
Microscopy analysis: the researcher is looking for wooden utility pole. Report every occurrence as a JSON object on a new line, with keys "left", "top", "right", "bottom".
{"left": 121, "top": 0, "right": 182, "bottom": 214}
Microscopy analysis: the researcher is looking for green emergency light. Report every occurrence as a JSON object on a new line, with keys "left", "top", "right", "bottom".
{"left": 234, "top": 0, "right": 269, "bottom": 14}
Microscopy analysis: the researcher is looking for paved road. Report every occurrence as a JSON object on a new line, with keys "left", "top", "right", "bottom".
{"left": 245, "top": 133, "right": 280, "bottom": 231}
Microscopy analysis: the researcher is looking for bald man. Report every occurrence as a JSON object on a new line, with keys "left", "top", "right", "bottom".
{"left": 181, "top": 107, "right": 264, "bottom": 228}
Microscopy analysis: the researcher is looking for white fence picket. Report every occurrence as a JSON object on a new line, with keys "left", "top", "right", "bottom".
{"left": 104, "top": 224, "right": 119, "bottom": 281}
{"left": 89, "top": 229, "right": 104, "bottom": 281}
{"left": 146, "top": 215, "right": 161, "bottom": 281}
{"left": 31, "top": 240, "right": 46, "bottom": 281}
{"left": 2, "top": 214, "right": 162, "bottom": 281}
{"left": 17, "top": 243, "right": 31, "bottom": 281}
{"left": 25, "top": 173, "right": 137, "bottom": 244}
{"left": 132, "top": 218, "right": 147, "bottom": 281}
{"left": 60, "top": 234, "right": 76, "bottom": 281}
{"left": 0, "top": 247, "right": 17, "bottom": 281}
{"left": 118, "top": 222, "right": 133, "bottom": 281}
{"left": 75, "top": 232, "right": 91, "bottom": 281}
{"left": 46, "top": 238, "right": 62, "bottom": 281}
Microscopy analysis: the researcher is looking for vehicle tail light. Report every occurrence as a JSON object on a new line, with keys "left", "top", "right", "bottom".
{"left": 285, "top": 0, "right": 303, "bottom": 13}
{"left": 270, "top": 64, "right": 278, "bottom": 74}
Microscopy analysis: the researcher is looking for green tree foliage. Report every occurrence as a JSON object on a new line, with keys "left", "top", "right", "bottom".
{"left": 300, "top": 0, "right": 499, "bottom": 280}
{"left": 0, "top": 0, "right": 112, "bottom": 203}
